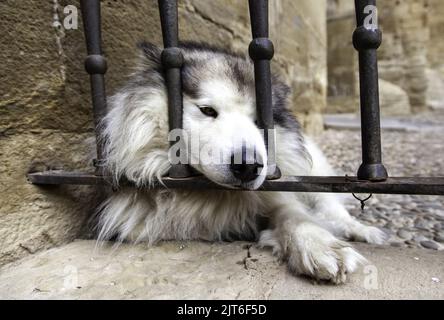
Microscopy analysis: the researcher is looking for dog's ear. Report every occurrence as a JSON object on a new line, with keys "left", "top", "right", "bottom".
{"left": 272, "top": 77, "right": 291, "bottom": 110}
{"left": 137, "top": 41, "right": 162, "bottom": 69}
{"left": 271, "top": 77, "right": 301, "bottom": 129}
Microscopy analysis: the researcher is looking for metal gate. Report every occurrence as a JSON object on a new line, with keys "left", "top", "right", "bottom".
{"left": 27, "top": 0, "right": 444, "bottom": 196}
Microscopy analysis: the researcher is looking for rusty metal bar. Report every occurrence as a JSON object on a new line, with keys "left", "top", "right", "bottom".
{"left": 27, "top": 171, "right": 444, "bottom": 196}
{"left": 248, "top": 0, "right": 280, "bottom": 180}
{"left": 158, "top": 0, "right": 190, "bottom": 178}
{"left": 353, "top": 0, "right": 388, "bottom": 181}
{"left": 80, "top": 0, "right": 107, "bottom": 175}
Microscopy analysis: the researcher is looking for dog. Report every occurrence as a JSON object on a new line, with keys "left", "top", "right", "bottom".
{"left": 96, "top": 41, "right": 386, "bottom": 284}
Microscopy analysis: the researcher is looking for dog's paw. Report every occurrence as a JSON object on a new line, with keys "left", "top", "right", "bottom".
{"left": 348, "top": 224, "right": 388, "bottom": 245}
{"left": 286, "top": 223, "right": 367, "bottom": 284}
{"left": 258, "top": 229, "right": 283, "bottom": 257}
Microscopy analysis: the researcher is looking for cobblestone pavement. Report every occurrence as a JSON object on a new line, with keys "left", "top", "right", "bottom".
{"left": 314, "top": 110, "right": 444, "bottom": 250}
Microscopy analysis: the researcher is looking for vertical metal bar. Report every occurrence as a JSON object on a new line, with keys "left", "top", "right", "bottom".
{"left": 80, "top": 0, "right": 107, "bottom": 175}
{"left": 353, "top": 0, "right": 388, "bottom": 181}
{"left": 158, "top": 0, "right": 190, "bottom": 178}
{"left": 248, "top": 0, "right": 280, "bottom": 179}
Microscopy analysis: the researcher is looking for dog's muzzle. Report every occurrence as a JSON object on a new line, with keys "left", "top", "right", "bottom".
{"left": 230, "top": 145, "right": 264, "bottom": 182}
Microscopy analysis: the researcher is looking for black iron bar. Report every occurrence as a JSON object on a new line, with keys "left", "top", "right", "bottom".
{"left": 27, "top": 171, "right": 444, "bottom": 196}
{"left": 248, "top": 0, "right": 280, "bottom": 180}
{"left": 353, "top": 0, "right": 388, "bottom": 181}
{"left": 80, "top": 0, "right": 108, "bottom": 175}
{"left": 158, "top": 0, "right": 190, "bottom": 178}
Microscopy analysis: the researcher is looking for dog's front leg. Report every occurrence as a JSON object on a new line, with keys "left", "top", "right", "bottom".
{"left": 259, "top": 200, "right": 367, "bottom": 284}
{"left": 305, "top": 193, "right": 387, "bottom": 245}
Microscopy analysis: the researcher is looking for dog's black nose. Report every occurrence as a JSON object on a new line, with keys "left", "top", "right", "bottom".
{"left": 230, "top": 148, "right": 263, "bottom": 182}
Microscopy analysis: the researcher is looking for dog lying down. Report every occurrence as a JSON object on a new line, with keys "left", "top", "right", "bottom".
{"left": 96, "top": 41, "right": 386, "bottom": 284}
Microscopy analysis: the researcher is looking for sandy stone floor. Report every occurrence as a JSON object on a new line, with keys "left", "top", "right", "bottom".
{"left": 314, "top": 110, "right": 444, "bottom": 250}
{"left": 0, "top": 240, "right": 443, "bottom": 299}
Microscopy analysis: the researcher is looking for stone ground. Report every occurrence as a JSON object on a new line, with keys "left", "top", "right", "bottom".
{"left": 315, "top": 110, "right": 444, "bottom": 250}
{"left": 0, "top": 240, "right": 443, "bottom": 299}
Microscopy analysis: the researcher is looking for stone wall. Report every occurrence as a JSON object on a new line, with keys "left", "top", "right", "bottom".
{"left": 327, "top": 0, "right": 444, "bottom": 114}
{"left": 326, "top": 0, "right": 357, "bottom": 114}
{"left": 0, "top": 0, "right": 327, "bottom": 266}
{"left": 426, "top": 0, "right": 444, "bottom": 109}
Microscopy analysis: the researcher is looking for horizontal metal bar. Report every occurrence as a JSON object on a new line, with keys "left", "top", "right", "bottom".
{"left": 26, "top": 171, "right": 444, "bottom": 195}
{"left": 27, "top": 171, "right": 106, "bottom": 185}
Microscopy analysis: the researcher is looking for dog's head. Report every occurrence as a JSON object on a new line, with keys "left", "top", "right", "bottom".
{"left": 180, "top": 42, "right": 268, "bottom": 189}
{"left": 105, "top": 42, "right": 295, "bottom": 189}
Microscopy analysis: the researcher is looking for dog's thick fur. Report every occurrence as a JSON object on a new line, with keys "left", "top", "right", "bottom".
{"left": 96, "top": 42, "right": 386, "bottom": 284}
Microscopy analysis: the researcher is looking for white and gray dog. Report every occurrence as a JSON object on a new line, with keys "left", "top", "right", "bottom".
{"left": 97, "top": 41, "right": 385, "bottom": 284}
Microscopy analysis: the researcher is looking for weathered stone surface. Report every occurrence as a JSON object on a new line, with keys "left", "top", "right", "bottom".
{"left": 0, "top": 240, "right": 443, "bottom": 299}
{"left": 426, "top": 68, "right": 444, "bottom": 110}
{"left": 0, "top": 131, "right": 101, "bottom": 266}
{"left": 326, "top": 5, "right": 358, "bottom": 114}
{"left": 0, "top": 0, "right": 103, "bottom": 267}
{"left": 327, "top": 0, "right": 444, "bottom": 114}
{"left": 426, "top": 0, "right": 444, "bottom": 85}
{"left": 326, "top": 79, "right": 411, "bottom": 116}
{"left": 379, "top": 79, "right": 411, "bottom": 116}
{"left": 269, "top": 0, "right": 327, "bottom": 135}
{"left": 0, "top": 1, "right": 328, "bottom": 267}
{"left": 378, "top": 0, "right": 430, "bottom": 113}
{"left": 326, "top": 2, "right": 414, "bottom": 116}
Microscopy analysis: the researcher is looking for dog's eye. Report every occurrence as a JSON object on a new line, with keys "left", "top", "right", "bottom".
{"left": 198, "top": 106, "right": 218, "bottom": 118}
